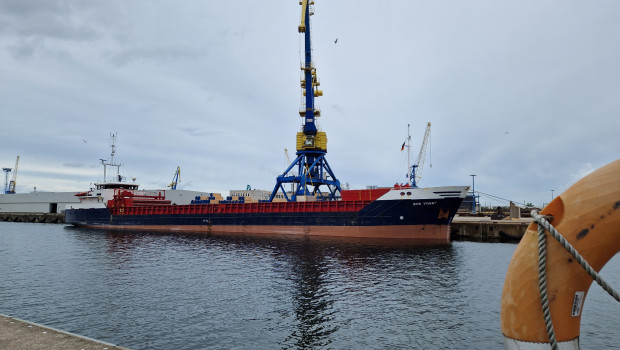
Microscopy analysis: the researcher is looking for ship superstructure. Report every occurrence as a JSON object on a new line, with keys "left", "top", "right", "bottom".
{"left": 68, "top": 133, "right": 209, "bottom": 211}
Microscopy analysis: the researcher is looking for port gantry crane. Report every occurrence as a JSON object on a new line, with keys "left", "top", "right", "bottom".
{"left": 269, "top": 0, "right": 341, "bottom": 202}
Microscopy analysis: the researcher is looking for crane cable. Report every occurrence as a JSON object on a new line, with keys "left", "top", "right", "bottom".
{"left": 429, "top": 130, "right": 432, "bottom": 169}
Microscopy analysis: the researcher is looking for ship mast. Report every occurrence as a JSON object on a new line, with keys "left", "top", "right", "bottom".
{"left": 101, "top": 132, "right": 122, "bottom": 183}
{"left": 269, "top": 0, "right": 341, "bottom": 202}
{"left": 407, "top": 124, "right": 412, "bottom": 186}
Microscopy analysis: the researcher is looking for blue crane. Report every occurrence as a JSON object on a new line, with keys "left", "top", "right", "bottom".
{"left": 168, "top": 166, "right": 181, "bottom": 190}
{"left": 269, "top": 0, "right": 341, "bottom": 202}
{"left": 2, "top": 167, "right": 11, "bottom": 194}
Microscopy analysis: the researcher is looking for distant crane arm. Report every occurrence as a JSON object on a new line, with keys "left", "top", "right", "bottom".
{"left": 7, "top": 156, "right": 19, "bottom": 194}
{"left": 415, "top": 123, "right": 431, "bottom": 184}
{"left": 168, "top": 166, "right": 181, "bottom": 190}
{"left": 284, "top": 148, "right": 291, "bottom": 165}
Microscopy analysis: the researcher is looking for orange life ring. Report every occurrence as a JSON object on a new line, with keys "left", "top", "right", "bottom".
{"left": 501, "top": 158, "right": 620, "bottom": 349}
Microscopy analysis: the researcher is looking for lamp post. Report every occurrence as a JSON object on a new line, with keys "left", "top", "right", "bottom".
{"left": 551, "top": 189, "right": 554, "bottom": 201}
{"left": 470, "top": 174, "right": 477, "bottom": 214}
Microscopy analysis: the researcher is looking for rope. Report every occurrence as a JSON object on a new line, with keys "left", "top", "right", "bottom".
{"left": 532, "top": 211, "right": 620, "bottom": 303}
{"left": 536, "top": 219, "right": 558, "bottom": 350}
{"left": 532, "top": 210, "right": 620, "bottom": 349}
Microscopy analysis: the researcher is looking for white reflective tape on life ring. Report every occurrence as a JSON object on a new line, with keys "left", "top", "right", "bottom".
{"left": 504, "top": 337, "right": 580, "bottom": 350}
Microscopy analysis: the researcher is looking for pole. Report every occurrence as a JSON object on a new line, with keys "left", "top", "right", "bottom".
{"left": 470, "top": 174, "right": 477, "bottom": 214}
{"left": 407, "top": 124, "right": 412, "bottom": 186}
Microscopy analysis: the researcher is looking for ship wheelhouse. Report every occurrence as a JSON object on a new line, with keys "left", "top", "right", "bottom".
{"left": 95, "top": 183, "right": 139, "bottom": 191}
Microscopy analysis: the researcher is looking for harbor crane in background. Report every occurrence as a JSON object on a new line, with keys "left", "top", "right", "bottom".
{"left": 168, "top": 166, "right": 181, "bottom": 190}
{"left": 4, "top": 156, "right": 20, "bottom": 194}
{"left": 406, "top": 123, "right": 431, "bottom": 188}
{"left": 270, "top": 0, "right": 341, "bottom": 202}
{"left": 2, "top": 167, "right": 12, "bottom": 194}
{"left": 283, "top": 148, "right": 296, "bottom": 177}
{"left": 284, "top": 148, "right": 297, "bottom": 193}
{"left": 284, "top": 148, "right": 291, "bottom": 167}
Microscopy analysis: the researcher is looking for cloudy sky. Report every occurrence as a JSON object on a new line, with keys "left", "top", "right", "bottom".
{"left": 1, "top": 0, "right": 618, "bottom": 207}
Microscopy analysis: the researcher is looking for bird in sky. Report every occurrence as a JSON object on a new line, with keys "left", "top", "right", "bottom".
{"left": 334, "top": 38, "right": 338, "bottom": 44}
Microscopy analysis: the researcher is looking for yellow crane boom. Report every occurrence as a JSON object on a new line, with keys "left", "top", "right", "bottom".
{"left": 415, "top": 122, "right": 431, "bottom": 184}
{"left": 7, "top": 156, "right": 19, "bottom": 194}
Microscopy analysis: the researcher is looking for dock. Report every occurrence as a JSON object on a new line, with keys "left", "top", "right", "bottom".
{"left": 451, "top": 215, "right": 531, "bottom": 241}
{"left": 0, "top": 212, "right": 64, "bottom": 223}
{"left": 0, "top": 314, "right": 130, "bottom": 350}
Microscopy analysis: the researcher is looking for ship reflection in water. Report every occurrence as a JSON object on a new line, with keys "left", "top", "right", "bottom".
{"left": 276, "top": 236, "right": 464, "bottom": 349}
{"left": 280, "top": 241, "right": 337, "bottom": 349}
{"left": 1, "top": 223, "right": 618, "bottom": 349}
{"left": 99, "top": 230, "right": 466, "bottom": 349}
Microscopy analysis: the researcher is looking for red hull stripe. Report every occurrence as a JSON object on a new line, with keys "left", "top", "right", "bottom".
{"left": 76, "top": 224, "right": 451, "bottom": 243}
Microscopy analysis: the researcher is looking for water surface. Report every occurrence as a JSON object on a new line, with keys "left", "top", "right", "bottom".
{"left": 1, "top": 222, "right": 618, "bottom": 349}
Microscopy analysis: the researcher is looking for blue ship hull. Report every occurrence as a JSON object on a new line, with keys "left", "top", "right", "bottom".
{"left": 65, "top": 196, "right": 465, "bottom": 242}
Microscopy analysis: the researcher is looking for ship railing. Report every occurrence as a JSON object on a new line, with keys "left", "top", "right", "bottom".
{"left": 110, "top": 199, "right": 373, "bottom": 216}
{"left": 113, "top": 188, "right": 166, "bottom": 200}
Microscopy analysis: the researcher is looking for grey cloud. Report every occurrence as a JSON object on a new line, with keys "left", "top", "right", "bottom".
{"left": 178, "top": 128, "right": 210, "bottom": 137}
{"left": 7, "top": 39, "right": 38, "bottom": 59}
{"left": 0, "top": 1, "right": 100, "bottom": 41}
{"left": 0, "top": 0, "right": 65, "bottom": 16}
{"left": 105, "top": 46, "right": 206, "bottom": 66}
{"left": 330, "top": 104, "right": 344, "bottom": 114}
{"left": 62, "top": 163, "right": 85, "bottom": 168}
{"left": 0, "top": 0, "right": 103, "bottom": 60}
{"left": 16, "top": 20, "right": 99, "bottom": 42}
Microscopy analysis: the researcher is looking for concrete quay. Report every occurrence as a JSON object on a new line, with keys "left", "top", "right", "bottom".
{"left": 0, "top": 212, "right": 64, "bottom": 223}
{"left": 451, "top": 215, "right": 532, "bottom": 241}
{"left": 0, "top": 314, "right": 130, "bottom": 350}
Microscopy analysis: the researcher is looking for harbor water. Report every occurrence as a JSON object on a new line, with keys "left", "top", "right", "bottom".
{"left": 1, "top": 222, "right": 618, "bottom": 349}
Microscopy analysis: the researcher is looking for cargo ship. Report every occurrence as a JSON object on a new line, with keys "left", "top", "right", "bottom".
{"left": 65, "top": 127, "right": 468, "bottom": 242}
{"left": 66, "top": 185, "right": 467, "bottom": 241}
{"left": 65, "top": 1, "right": 468, "bottom": 243}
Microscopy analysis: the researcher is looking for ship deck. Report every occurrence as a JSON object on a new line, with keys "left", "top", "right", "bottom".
{"left": 109, "top": 200, "right": 374, "bottom": 216}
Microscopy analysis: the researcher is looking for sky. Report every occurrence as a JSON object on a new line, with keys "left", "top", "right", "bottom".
{"left": 1, "top": 0, "right": 619, "bottom": 208}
